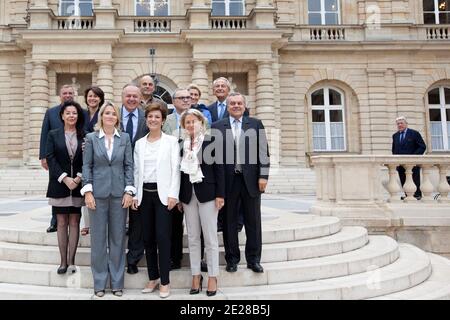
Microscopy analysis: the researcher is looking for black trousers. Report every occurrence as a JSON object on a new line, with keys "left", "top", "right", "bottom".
{"left": 50, "top": 211, "right": 57, "bottom": 226}
{"left": 170, "top": 205, "right": 184, "bottom": 264}
{"left": 126, "top": 207, "right": 145, "bottom": 266}
{"left": 140, "top": 187, "right": 172, "bottom": 285}
{"left": 397, "top": 165, "right": 422, "bottom": 197}
{"left": 223, "top": 174, "right": 262, "bottom": 265}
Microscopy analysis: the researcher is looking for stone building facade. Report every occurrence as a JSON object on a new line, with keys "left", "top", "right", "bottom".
{"left": 0, "top": 0, "right": 449, "bottom": 172}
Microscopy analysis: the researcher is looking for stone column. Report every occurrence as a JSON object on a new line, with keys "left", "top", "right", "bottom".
{"left": 28, "top": 60, "right": 49, "bottom": 166}
{"left": 256, "top": 60, "right": 277, "bottom": 165}
{"left": 96, "top": 60, "right": 114, "bottom": 102}
{"left": 99, "top": 0, "right": 112, "bottom": 7}
{"left": 192, "top": 0, "right": 205, "bottom": 6}
{"left": 191, "top": 59, "right": 209, "bottom": 104}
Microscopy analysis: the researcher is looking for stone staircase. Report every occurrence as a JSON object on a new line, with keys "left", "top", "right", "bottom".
{"left": 0, "top": 167, "right": 316, "bottom": 196}
{"left": 0, "top": 206, "right": 449, "bottom": 300}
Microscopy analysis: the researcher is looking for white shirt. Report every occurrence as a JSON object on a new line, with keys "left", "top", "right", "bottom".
{"left": 229, "top": 116, "right": 243, "bottom": 139}
{"left": 143, "top": 139, "right": 161, "bottom": 183}
{"left": 218, "top": 101, "right": 227, "bottom": 119}
{"left": 99, "top": 128, "right": 121, "bottom": 161}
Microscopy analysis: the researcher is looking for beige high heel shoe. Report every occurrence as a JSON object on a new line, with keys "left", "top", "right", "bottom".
{"left": 142, "top": 280, "right": 160, "bottom": 294}
{"left": 159, "top": 284, "right": 170, "bottom": 298}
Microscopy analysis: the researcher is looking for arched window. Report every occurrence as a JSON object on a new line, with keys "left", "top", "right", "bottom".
{"left": 136, "top": 0, "right": 169, "bottom": 16}
{"left": 423, "top": 0, "right": 450, "bottom": 24}
{"left": 59, "top": 0, "right": 93, "bottom": 16}
{"left": 311, "top": 87, "right": 346, "bottom": 151}
{"left": 428, "top": 86, "right": 450, "bottom": 150}
{"left": 212, "top": 0, "right": 245, "bottom": 16}
{"left": 153, "top": 82, "right": 173, "bottom": 105}
{"left": 308, "top": 0, "right": 340, "bottom": 25}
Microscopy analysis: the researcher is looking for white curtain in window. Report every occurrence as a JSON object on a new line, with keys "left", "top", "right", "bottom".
{"left": 330, "top": 123, "right": 344, "bottom": 150}
{"left": 313, "top": 123, "right": 327, "bottom": 150}
{"left": 431, "top": 122, "right": 444, "bottom": 150}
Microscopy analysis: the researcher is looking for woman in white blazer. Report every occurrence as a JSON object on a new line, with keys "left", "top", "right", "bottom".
{"left": 131, "top": 102, "right": 180, "bottom": 299}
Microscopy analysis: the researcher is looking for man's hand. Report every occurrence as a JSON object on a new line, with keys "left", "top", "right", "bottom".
{"left": 85, "top": 192, "right": 96, "bottom": 210}
{"left": 167, "top": 197, "right": 177, "bottom": 211}
{"left": 122, "top": 194, "right": 133, "bottom": 208}
{"left": 215, "top": 197, "right": 225, "bottom": 210}
{"left": 131, "top": 199, "right": 139, "bottom": 211}
{"left": 41, "top": 159, "right": 48, "bottom": 171}
{"left": 258, "top": 178, "right": 268, "bottom": 193}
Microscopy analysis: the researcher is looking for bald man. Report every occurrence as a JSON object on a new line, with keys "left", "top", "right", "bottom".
{"left": 139, "top": 75, "right": 167, "bottom": 110}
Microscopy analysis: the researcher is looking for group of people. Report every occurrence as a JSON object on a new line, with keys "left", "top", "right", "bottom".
{"left": 39, "top": 76, "right": 270, "bottom": 298}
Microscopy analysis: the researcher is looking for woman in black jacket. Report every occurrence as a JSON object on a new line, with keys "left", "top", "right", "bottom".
{"left": 179, "top": 109, "right": 225, "bottom": 297}
{"left": 46, "top": 101, "right": 85, "bottom": 274}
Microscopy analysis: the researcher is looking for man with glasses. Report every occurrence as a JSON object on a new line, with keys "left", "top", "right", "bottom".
{"left": 162, "top": 88, "right": 191, "bottom": 270}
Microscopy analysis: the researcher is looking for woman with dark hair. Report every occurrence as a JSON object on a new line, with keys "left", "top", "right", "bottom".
{"left": 81, "top": 86, "right": 105, "bottom": 236}
{"left": 46, "top": 100, "right": 85, "bottom": 274}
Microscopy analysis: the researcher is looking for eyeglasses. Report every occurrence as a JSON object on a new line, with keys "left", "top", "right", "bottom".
{"left": 175, "top": 96, "right": 191, "bottom": 101}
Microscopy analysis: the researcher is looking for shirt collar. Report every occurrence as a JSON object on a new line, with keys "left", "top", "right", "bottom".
{"left": 400, "top": 128, "right": 408, "bottom": 134}
{"left": 218, "top": 101, "right": 227, "bottom": 107}
{"left": 122, "top": 106, "right": 139, "bottom": 118}
{"left": 229, "top": 116, "right": 243, "bottom": 126}
{"left": 99, "top": 128, "right": 120, "bottom": 138}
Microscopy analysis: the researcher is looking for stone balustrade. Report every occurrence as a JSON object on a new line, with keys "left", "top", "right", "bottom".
{"left": 54, "top": 17, "right": 94, "bottom": 30}
{"left": 133, "top": 18, "right": 171, "bottom": 33}
{"left": 210, "top": 17, "right": 248, "bottom": 30}
{"left": 309, "top": 26, "right": 346, "bottom": 40}
{"left": 311, "top": 155, "right": 450, "bottom": 205}
{"left": 425, "top": 25, "right": 450, "bottom": 40}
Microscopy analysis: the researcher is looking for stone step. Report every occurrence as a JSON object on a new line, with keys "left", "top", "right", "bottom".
{"left": 0, "top": 214, "right": 342, "bottom": 247}
{"left": 0, "top": 244, "right": 430, "bottom": 300}
{"left": 0, "top": 236, "right": 398, "bottom": 289}
{"left": 370, "top": 252, "right": 450, "bottom": 300}
{"left": 0, "top": 226, "right": 369, "bottom": 267}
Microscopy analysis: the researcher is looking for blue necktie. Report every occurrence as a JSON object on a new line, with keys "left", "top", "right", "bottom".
{"left": 218, "top": 103, "right": 225, "bottom": 119}
{"left": 400, "top": 131, "right": 404, "bottom": 143}
{"left": 126, "top": 113, "right": 134, "bottom": 140}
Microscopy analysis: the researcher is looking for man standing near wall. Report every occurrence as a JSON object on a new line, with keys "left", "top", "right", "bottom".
{"left": 39, "top": 84, "right": 75, "bottom": 233}
{"left": 392, "top": 116, "right": 427, "bottom": 200}
{"left": 139, "top": 75, "right": 167, "bottom": 110}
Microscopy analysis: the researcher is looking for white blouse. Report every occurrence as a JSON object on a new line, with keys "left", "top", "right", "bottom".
{"left": 143, "top": 139, "right": 161, "bottom": 183}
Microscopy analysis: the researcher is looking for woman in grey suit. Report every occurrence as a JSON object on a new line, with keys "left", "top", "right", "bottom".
{"left": 81, "top": 102, "right": 135, "bottom": 298}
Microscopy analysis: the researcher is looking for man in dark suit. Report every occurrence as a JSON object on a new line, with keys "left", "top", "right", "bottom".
{"left": 212, "top": 92, "right": 270, "bottom": 273}
{"left": 208, "top": 77, "right": 230, "bottom": 123}
{"left": 120, "top": 84, "right": 149, "bottom": 275}
{"left": 392, "top": 116, "right": 427, "bottom": 199}
{"left": 39, "top": 84, "right": 75, "bottom": 233}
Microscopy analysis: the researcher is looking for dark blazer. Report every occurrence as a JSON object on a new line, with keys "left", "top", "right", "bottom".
{"left": 208, "top": 101, "right": 229, "bottom": 123}
{"left": 120, "top": 107, "right": 148, "bottom": 150}
{"left": 392, "top": 128, "right": 426, "bottom": 155}
{"left": 212, "top": 116, "right": 270, "bottom": 198}
{"left": 179, "top": 136, "right": 225, "bottom": 204}
{"left": 45, "top": 127, "right": 84, "bottom": 198}
{"left": 39, "top": 105, "right": 63, "bottom": 160}
{"left": 84, "top": 109, "right": 99, "bottom": 133}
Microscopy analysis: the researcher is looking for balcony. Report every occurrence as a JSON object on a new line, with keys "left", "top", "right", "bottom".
{"left": 53, "top": 16, "right": 95, "bottom": 30}
{"left": 210, "top": 16, "right": 248, "bottom": 30}
{"left": 425, "top": 25, "right": 450, "bottom": 40}
{"left": 116, "top": 16, "right": 188, "bottom": 33}
{"left": 295, "top": 25, "right": 364, "bottom": 42}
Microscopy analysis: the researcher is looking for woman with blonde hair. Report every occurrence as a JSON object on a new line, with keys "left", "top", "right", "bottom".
{"left": 81, "top": 101, "right": 135, "bottom": 297}
{"left": 178, "top": 108, "right": 224, "bottom": 296}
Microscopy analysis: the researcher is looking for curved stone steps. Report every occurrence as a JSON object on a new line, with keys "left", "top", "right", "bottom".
{"left": 0, "top": 235, "right": 397, "bottom": 289}
{"left": 0, "top": 227, "right": 368, "bottom": 267}
{"left": 0, "top": 243, "right": 430, "bottom": 300}
{"left": 0, "top": 214, "right": 341, "bottom": 247}
{"left": 370, "top": 252, "right": 450, "bottom": 300}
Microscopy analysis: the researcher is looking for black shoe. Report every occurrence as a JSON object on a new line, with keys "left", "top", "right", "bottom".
{"left": 57, "top": 265, "right": 68, "bottom": 274}
{"left": 127, "top": 264, "right": 138, "bottom": 274}
{"left": 225, "top": 263, "right": 237, "bottom": 273}
{"left": 189, "top": 275, "right": 203, "bottom": 295}
{"left": 170, "top": 260, "right": 181, "bottom": 270}
{"left": 247, "top": 263, "right": 264, "bottom": 273}
{"left": 47, "top": 225, "right": 57, "bottom": 233}
{"left": 206, "top": 277, "right": 217, "bottom": 297}
{"left": 200, "top": 260, "right": 207, "bottom": 272}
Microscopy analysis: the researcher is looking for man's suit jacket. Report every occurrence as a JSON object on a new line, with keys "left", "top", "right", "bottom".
{"left": 120, "top": 107, "right": 148, "bottom": 150}
{"left": 392, "top": 128, "right": 426, "bottom": 155}
{"left": 46, "top": 127, "right": 83, "bottom": 198}
{"left": 40, "top": 105, "right": 63, "bottom": 160}
{"left": 212, "top": 116, "right": 270, "bottom": 198}
{"left": 162, "top": 112, "right": 180, "bottom": 137}
{"left": 179, "top": 136, "right": 225, "bottom": 204}
{"left": 82, "top": 131, "right": 134, "bottom": 199}
{"left": 133, "top": 133, "right": 180, "bottom": 206}
{"left": 208, "top": 101, "right": 229, "bottom": 124}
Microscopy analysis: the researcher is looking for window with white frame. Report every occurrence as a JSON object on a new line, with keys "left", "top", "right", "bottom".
{"left": 428, "top": 86, "right": 450, "bottom": 150}
{"left": 136, "top": 0, "right": 169, "bottom": 16}
{"left": 423, "top": 0, "right": 450, "bottom": 24}
{"left": 308, "top": 0, "right": 340, "bottom": 25}
{"left": 59, "top": 0, "right": 93, "bottom": 16}
{"left": 311, "top": 87, "right": 346, "bottom": 151}
{"left": 212, "top": 0, "right": 245, "bottom": 16}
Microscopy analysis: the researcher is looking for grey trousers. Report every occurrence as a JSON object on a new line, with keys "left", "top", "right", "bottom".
{"left": 183, "top": 187, "right": 219, "bottom": 277}
{"left": 89, "top": 197, "right": 127, "bottom": 291}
